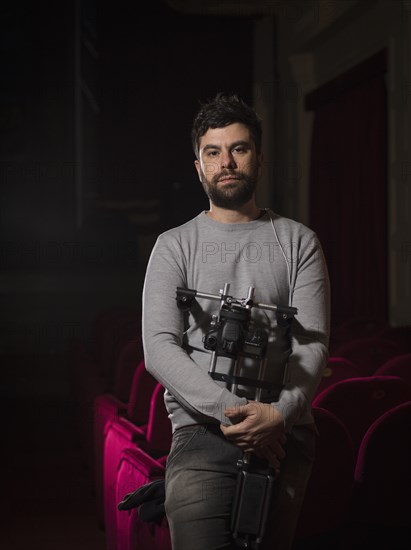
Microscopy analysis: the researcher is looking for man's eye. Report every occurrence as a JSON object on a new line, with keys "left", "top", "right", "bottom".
{"left": 206, "top": 150, "right": 219, "bottom": 157}
{"left": 233, "top": 147, "right": 246, "bottom": 154}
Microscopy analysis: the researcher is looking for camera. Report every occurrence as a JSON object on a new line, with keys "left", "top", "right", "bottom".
{"left": 203, "top": 303, "right": 268, "bottom": 359}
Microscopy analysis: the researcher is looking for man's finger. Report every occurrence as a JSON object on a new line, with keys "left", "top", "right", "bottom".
{"left": 220, "top": 422, "right": 249, "bottom": 436}
{"left": 224, "top": 404, "right": 248, "bottom": 417}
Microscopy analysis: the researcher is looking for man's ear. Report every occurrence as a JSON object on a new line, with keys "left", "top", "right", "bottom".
{"left": 194, "top": 159, "right": 201, "bottom": 180}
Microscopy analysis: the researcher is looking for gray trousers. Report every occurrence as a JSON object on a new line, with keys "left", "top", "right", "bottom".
{"left": 165, "top": 423, "right": 315, "bottom": 550}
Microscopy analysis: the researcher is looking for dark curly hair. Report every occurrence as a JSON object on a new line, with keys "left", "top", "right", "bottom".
{"left": 191, "top": 93, "right": 262, "bottom": 159}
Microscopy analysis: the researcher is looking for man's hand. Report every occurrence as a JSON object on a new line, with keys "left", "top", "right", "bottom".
{"left": 220, "top": 401, "right": 287, "bottom": 468}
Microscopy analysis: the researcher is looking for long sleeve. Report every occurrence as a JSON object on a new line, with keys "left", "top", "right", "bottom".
{"left": 274, "top": 232, "right": 330, "bottom": 431}
{"left": 142, "top": 233, "right": 247, "bottom": 427}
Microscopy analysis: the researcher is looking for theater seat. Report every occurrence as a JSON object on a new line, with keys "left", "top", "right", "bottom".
{"left": 116, "top": 448, "right": 171, "bottom": 550}
{"left": 103, "top": 383, "right": 171, "bottom": 550}
{"left": 94, "top": 355, "right": 157, "bottom": 527}
{"left": 330, "top": 337, "right": 404, "bottom": 376}
{"left": 329, "top": 317, "right": 388, "bottom": 354}
{"left": 347, "top": 401, "right": 411, "bottom": 549}
{"left": 314, "top": 357, "right": 361, "bottom": 398}
{"left": 70, "top": 307, "right": 143, "bottom": 471}
{"left": 312, "top": 376, "right": 411, "bottom": 454}
{"left": 293, "top": 407, "right": 355, "bottom": 549}
{"left": 374, "top": 353, "right": 411, "bottom": 386}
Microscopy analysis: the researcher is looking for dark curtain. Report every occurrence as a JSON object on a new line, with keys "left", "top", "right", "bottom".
{"left": 307, "top": 52, "right": 388, "bottom": 326}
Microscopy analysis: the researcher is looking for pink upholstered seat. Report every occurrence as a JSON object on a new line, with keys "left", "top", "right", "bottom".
{"left": 374, "top": 353, "right": 411, "bottom": 386}
{"left": 331, "top": 337, "right": 404, "bottom": 375}
{"left": 294, "top": 407, "right": 355, "bottom": 548}
{"left": 103, "top": 383, "right": 171, "bottom": 550}
{"left": 314, "top": 356, "right": 362, "bottom": 397}
{"left": 71, "top": 307, "right": 143, "bottom": 471}
{"left": 312, "top": 376, "right": 411, "bottom": 454}
{"left": 94, "top": 355, "right": 157, "bottom": 527}
{"left": 329, "top": 317, "right": 388, "bottom": 354}
{"left": 348, "top": 401, "right": 411, "bottom": 548}
{"left": 116, "top": 448, "right": 171, "bottom": 550}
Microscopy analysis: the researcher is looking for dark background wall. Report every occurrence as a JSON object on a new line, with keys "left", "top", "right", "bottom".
{"left": 0, "top": 0, "right": 254, "bottom": 399}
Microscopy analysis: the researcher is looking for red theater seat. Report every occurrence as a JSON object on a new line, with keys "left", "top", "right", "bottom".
{"left": 71, "top": 307, "right": 143, "bottom": 470}
{"left": 94, "top": 355, "right": 157, "bottom": 527}
{"left": 314, "top": 357, "right": 361, "bottom": 397}
{"left": 71, "top": 307, "right": 142, "bottom": 397}
{"left": 294, "top": 407, "right": 355, "bottom": 548}
{"left": 116, "top": 448, "right": 171, "bottom": 550}
{"left": 374, "top": 353, "right": 411, "bottom": 386}
{"left": 331, "top": 337, "right": 404, "bottom": 375}
{"left": 329, "top": 317, "right": 388, "bottom": 354}
{"left": 347, "top": 401, "right": 411, "bottom": 549}
{"left": 103, "top": 383, "right": 171, "bottom": 550}
{"left": 312, "top": 376, "right": 411, "bottom": 454}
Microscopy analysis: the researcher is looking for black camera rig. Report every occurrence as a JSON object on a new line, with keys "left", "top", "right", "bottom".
{"left": 176, "top": 283, "right": 297, "bottom": 549}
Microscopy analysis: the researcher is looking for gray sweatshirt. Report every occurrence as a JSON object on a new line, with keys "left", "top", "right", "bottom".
{"left": 142, "top": 209, "right": 330, "bottom": 433}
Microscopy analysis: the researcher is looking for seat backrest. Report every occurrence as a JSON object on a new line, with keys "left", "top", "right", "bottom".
{"left": 374, "top": 353, "right": 411, "bottom": 387}
{"left": 295, "top": 407, "right": 355, "bottom": 540}
{"left": 113, "top": 341, "right": 145, "bottom": 403}
{"left": 103, "top": 418, "right": 145, "bottom": 550}
{"left": 116, "top": 448, "right": 170, "bottom": 550}
{"left": 353, "top": 401, "right": 411, "bottom": 528}
{"left": 331, "top": 337, "right": 404, "bottom": 375}
{"left": 312, "top": 375, "right": 411, "bottom": 454}
{"left": 125, "top": 358, "right": 158, "bottom": 424}
{"left": 314, "top": 356, "right": 362, "bottom": 397}
{"left": 145, "top": 384, "right": 172, "bottom": 456}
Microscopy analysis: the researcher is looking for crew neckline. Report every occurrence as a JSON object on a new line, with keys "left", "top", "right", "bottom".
{"left": 199, "top": 209, "right": 272, "bottom": 231}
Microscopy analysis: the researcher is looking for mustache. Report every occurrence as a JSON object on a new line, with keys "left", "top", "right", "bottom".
{"left": 211, "top": 170, "right": 244, "bottom": 185}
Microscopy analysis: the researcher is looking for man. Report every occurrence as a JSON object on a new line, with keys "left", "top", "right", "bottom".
{"left": 142, "top": 93, "right": 330, "bottom": 549}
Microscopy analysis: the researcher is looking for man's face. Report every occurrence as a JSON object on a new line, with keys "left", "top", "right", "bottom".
{"left": 194, "top": 123, "right": 262, "bottom": 209}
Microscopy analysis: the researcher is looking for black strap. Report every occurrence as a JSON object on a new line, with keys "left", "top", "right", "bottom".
{"left": 210, "top": 372, "right": 283, "bottom": 393}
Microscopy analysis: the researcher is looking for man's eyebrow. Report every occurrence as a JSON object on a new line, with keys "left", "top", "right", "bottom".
{"left": 203, "top": 143, "right": 221, "bottom": 152}
{"left": 230, "top": 140, "right": 252, "bottom": 149}
{"left": 202, "top": 140, "right": 252, "bottom": 152}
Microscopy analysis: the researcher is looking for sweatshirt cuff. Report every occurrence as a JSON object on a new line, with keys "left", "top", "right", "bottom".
{"left": 201, "top": 393, "right": 247, "bottom": 426}
{"left": 272, "top": 388, "right": 307, "bottom": 432}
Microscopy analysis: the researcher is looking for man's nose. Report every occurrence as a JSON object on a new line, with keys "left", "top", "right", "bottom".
{"left": 221, "top": 151, "right": 237, "bottom": 170}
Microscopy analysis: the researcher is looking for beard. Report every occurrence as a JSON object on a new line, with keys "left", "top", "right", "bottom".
{"left": 199, "top": 168, "right": 259, "bottom": 209}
